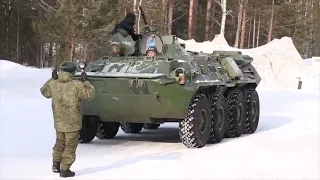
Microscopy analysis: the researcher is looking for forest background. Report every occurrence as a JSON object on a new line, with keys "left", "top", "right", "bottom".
{"left": 1, "top": 0, "right": 319, "bottom": 67}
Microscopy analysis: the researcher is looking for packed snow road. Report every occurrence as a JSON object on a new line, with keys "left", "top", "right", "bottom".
{"left": 0, "top": 61, "right": 319, "bottom": 179}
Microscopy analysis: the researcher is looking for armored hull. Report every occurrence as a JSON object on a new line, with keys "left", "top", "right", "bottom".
{"left": 75, "top": 25, "right": 261, "bottom": 148}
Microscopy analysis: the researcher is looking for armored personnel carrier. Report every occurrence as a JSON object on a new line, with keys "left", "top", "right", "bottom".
{"left": 74, "top": 7, "right": 261, "bottom": 148}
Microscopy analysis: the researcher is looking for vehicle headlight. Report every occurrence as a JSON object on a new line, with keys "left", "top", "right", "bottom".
{"left": 78, "top": 61, "right": 86, "bottom": 69}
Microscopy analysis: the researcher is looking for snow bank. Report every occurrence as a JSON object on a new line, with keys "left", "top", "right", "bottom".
{"left": 0, "top": 60, "right": 46, "bottom": 73}
{"left": 302, "top": 57, "right": 320, "bottom": 90}
{"left": 0, "top": 60, "right": 52, "bottom": 96}
{"left": 178, "top": 35, "right": 319, "bottom": 90}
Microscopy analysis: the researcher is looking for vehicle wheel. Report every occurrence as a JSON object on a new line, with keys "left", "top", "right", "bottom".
{"left": 208, "top": 92, "right": 227, "bottom": 143}
{"left": 179, "top": 93, "right": 212, "bottom": 148}
{"left": 225, "top": 88, "right": 245, "bottom": 138}
{"left": 143, "top": 123, "right": 160, "bottom": 130}
{"left": 79, "top": 116, "right": 99, "bottom": 143}
{"left": 96, "top": 122, "right": 120, "bottom": 139}
{"left": 120, "top": 122, "right": 144, "bottom": 133}
{"left": 243, "top": 88, "right": 260, "bottom": 134}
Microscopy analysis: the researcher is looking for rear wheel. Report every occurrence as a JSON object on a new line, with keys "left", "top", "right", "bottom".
{"left": 179, "top": 93, "right": 212, "bottom": 148}
{"left": 120, "top": 122, "right": 144, "bottom": 134}
{"left": 208, "top": 92, "right": 227, "bottom": 143}
{"left": 225, "top": 89, "right": 245, "bottom": 138}
{"left": 243, "top": 88, "right": 260, "bottom": 134}
{"left": 79, "top": 116, "right": 99, "bottom": 143}
{"left": 143, "top": 123, "right": 160, "bottom": 130}
{"left": 96, "top": 122, "right": 120, "bottom": 139}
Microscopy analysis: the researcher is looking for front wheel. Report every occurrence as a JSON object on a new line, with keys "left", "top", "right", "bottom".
{"left": 179, "top": 93, "right": 212, "bottom": 148}
{"left": 79, "top": 116, "right": 99, "bottom": 143}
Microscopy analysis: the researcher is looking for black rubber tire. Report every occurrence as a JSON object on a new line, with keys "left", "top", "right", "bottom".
{"left": 143, "top": 123, "right": 160, "bottom": 129}
{"left": 96, "top": 122, "right": 120, "bottom": 139}
{"left": 243, "top": 88, "right": 260, "bottom": 134}
{"left": 208, "top": 92, "right": 227, "bottom": 143}
{"left": 120, "top": 122, "right": 144, "bottom": 133}
{"left": 225, "top": 89, "right": 245, "bottom": 138}
{"left": 179, "top": 93, "right": 212, "bottom": 148}
{"left": 79, "top": 116, "right": 99, "bottom": 143}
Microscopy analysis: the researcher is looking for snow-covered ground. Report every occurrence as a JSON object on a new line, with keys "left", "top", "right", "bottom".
{"left": 0, "top": 58, "right": 319, "bottom": 179}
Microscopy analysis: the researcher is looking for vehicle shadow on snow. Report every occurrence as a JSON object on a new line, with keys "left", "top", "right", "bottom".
{"left": 204, "top": 115, "right": 293, "bottom": 147}
{"left": 255, "top": 115, "right": 293, "bottom": 133}
{"left": 93, "top": 126, "right": 181, "bottom": 145}
{"left": 76, "top": 151, "right": 182, "bottom": 176}
{"left": 89, "top": 115, "right": 293, "bottom": 147}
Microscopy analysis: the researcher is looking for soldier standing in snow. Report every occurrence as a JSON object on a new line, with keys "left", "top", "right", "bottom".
{"left": 40, "top": 61, "right": 95, "bottom": 177}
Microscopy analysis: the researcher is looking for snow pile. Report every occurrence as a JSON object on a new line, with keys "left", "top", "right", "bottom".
{"left": 0, "top": 60, "right": 52, "bottom": 97}
{"left": 178, "top": 35, "right": 318, "bottom": 90}
{"left": 1, "top": 60, "right": 319, "bottom": 179}
{"left": 0, "top": 60, "right": 45, "bottom": 73}
{"left": 302, "top": 57, "right": 320, "bottom": 90}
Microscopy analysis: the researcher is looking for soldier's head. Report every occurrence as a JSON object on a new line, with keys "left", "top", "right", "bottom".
{"left": 124, "top": 12, "right": 136, "bottom": 26}
{"left": 59, "top": 61, "right": 77, "bottom": 75}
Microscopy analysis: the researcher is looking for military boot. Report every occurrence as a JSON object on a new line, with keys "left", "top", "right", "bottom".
{"left": 60, "top": 169, "right": 75, "bottom": 178}
{"left": 52, "top": 162, "right": 60, "bottom": 173}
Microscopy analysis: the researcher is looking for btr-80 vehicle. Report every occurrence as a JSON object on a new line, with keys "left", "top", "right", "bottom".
{"left": 74, "top": 7, "right": 261, "bottom": 148}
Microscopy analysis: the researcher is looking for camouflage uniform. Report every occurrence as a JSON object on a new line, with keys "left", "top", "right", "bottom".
{"left": 40, "top": 61, "right": 95, "bottom": 177}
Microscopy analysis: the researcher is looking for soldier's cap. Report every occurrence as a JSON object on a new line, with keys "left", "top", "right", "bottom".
{"left": 59, "top": 61, "right": 77, "bottom": 74}
{"left": 147, "top": 46, "right": 157, "bottom": 51}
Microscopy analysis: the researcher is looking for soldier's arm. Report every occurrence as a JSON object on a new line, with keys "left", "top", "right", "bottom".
{"left": 77, "top": 81, "right": 96, "bottom": 101}
{"left": 40, "top": 78, "right": 54, "bottom": 99}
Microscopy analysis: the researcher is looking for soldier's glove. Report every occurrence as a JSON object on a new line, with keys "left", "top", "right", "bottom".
{"left": 80, "top": 71, "right": 88, "bottom": 82}
{"left": 52, "top": 68, "right": 58, "bottom": 79}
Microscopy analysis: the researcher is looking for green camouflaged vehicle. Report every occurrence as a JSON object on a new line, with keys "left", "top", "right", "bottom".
{"left": 74, "top": 8, "right": 261, "bottom": 148}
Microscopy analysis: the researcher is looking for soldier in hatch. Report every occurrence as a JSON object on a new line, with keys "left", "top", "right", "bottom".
{"left": 111, "top": 12, "right": 141, "bottom": 41}
{"left": 40, "top": 61, "right": 95, "bottom": 178}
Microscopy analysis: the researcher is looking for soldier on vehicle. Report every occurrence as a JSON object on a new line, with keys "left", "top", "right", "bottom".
{"left": 111, "top": 12, "right": 141, "bottom": 41}
{"left": 40, "top": 61, "right": 95, "bottom": 178}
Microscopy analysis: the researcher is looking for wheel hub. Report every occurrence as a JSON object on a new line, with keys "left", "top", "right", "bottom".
{"left": 199, "top": 109, "right": 208, "bottom": 134}
{"left": 251, "top": 101, "right": 257, "bottom": 122}
{"left": 237, "top": 103, "right": 243, "bottom": 125}
{"left": 218, "top": 106, "right": 224, "bottom": 130}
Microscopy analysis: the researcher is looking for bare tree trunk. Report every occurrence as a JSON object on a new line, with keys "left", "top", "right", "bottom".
{"left": 210, "top": 2, "right": 215, "bottom": 39}
{"left": 220, "top": 0, "right": 227, "bottom": 35}
{"left": 48, "top": 42, "right": 53, "bottom": 67}
{"left": 16, "top": 8, "right": 19, "bottom": 63}
{"left": 205, "top": 0, "right": 212, "bottom": 40}
{"left": 239, "top": 5, "right": 247, "bottom": 49}
{"left": 133, "top": 0, "right": 137, "bottom": 14}
{"left": 252, "top": 12, "right": 256, "bottom": 48}
{"left": 70, "top": 26, "right": 75, "bottom": 61}
{"left": 234, "top": 0, "right": 244, "bottom": 47}
{"left": 188, "top": 0, "right": 197, "bottom": 39}
{"left": 256, "top": 16, "right": 261, "bottom": 47}
{"left": 248, "top": 14, "right": 252, "bottom": 48}
{"left": 133, "top": 0, "right": 138, "bottom": 31}
{"left": 40, "top": 38, "right": 43, "bottom": 68}
{"left": 162, "top": 0, "right": 168, "bottom": 34}
{"left": 137, "top": 0, "right": 143, "bottom": 34}
{"left": 167, "top": 0, "right": 174, "bottom": 34}
{"left": 267, "top": 0, "right": 274, "bottom": 42}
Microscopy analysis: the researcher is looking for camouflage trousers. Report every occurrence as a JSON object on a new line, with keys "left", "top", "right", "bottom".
{"left": 52, "top": 130, "right": 79, "bottom": 170}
